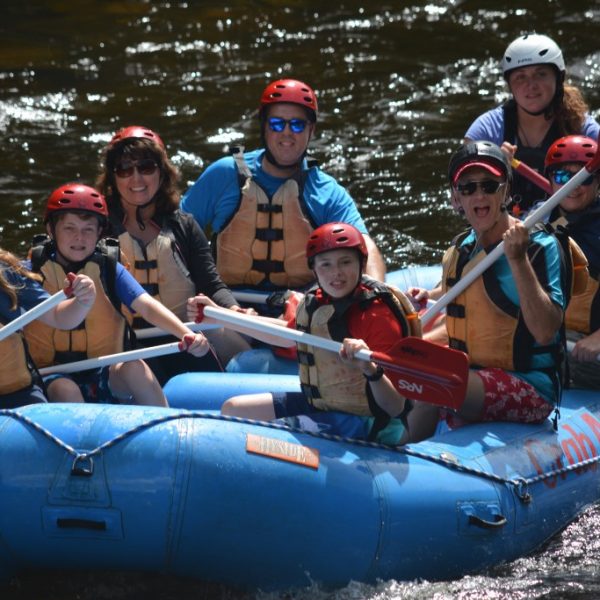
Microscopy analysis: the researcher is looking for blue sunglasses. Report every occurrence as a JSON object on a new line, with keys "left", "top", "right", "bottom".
{"left": 550, "top": 169, "right": 595, "bottom": 187}
{"left": 267, "top": 117, "right": 308, "bottom": 134}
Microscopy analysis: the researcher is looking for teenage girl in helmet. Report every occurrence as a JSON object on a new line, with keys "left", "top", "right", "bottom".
{"left": 0, "top": 248, "right": 95, "bottom": 408}
{"left": 180, "top": 78, "right": 386, "bottom": 294}
{"left": 465, "top": 33, "right": 599, "bottom": 215}
{"left": 96, "top": 125, "right": 252, "bottom": 382}
{"left": 544, "top": 135, "right": 600, "bottom": 388}
{"left": 188, "top": 223, "right": 437, "bottom": 445}
{"left": 411, "top": 141, "right": 571, "bottom": 426}
{"left": 24, "top": 183, "right": 211, "bottom": 406}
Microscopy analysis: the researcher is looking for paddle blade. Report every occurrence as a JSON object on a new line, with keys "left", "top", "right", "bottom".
{"left": 371, "top": 337, "right": 468, "bottom": 411}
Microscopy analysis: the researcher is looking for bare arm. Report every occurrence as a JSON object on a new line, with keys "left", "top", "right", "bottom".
{"left": 504, "top": 222, "right": 563, "bottom": 345}
{"left": 132, "top": 293, "right": 210, "bottom": 356}
{"left": 341, "top": 338, "right": 407, "bottom": 419}
{"left": 40, "top": 274, "right": 96, "bottom": 330}
{"left": 363, "top": 235, "right": 386, "bottom": 281}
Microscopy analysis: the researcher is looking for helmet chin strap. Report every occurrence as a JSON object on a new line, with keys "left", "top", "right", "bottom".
{"left": 263, "top": 147, "right": 306, "bottom": 172}
{"left": 135, "top": 200, "right": 154, "bottom": 231}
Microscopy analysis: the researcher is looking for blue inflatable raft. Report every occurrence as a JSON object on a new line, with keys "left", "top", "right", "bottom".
{"left": 0, "top": 266, "right": 598, "bottom": 591}
{"left": 0, "top": 392, "right": 599, "bottom": 590}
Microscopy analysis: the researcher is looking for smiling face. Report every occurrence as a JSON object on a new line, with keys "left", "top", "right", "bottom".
{"left": 550, "top": 162, "right": 600, "bottom": 214}
{"left": 49, "top": 212, "right": 102, "bottom": 265}
{"left": 312, "top": 248, "right": 362, "bottom": 299}
{"left": 262, "top": 103, "right": 314, "bottom": 176}
{"left": 453, "top": 166, "right": 510, "bottom": 245}
{"left": 113, "top": 155, "right": 161, "bottom": 211}
{"left": 508, "top": 64, "right": 557, "bottom": 115}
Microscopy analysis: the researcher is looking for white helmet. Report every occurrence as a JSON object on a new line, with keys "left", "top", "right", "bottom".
{"left": 502, "top": 34, "right": 565, "bottom": 77}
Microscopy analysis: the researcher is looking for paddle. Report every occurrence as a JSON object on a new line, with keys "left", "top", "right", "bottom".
{"left": 196, "top": 305, "right": 469, "bottom": 410}
{"left": 510, "top": 157, "right": 552, "bottom": 195}
{"left": 0, "top": 273, "right": 76, "bottom": 342}
{"left": 422, "top": 137, "right": 600, "bottom": 327}
{"left": 232, "top": 290, "right": 270, "bottom": 305}
{"left": 134, "top": 321, "right": 217, "bottom": 340}
{"left": 39, "top": 340, "right": 187, "bottom": 375}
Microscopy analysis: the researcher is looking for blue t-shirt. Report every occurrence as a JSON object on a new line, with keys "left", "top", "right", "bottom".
{"left": 0, "top": 265, "right": 50, "bottom": 323}
{"left": 181, "top": 148, "right": 367, "bottom": 234}
{"left": 465, "top": 106, "right": 600, "bottom": 145}
{"left": 458, "top": 228, "right": 566, "bottom": 402}
{"left": 114, "top": 262, "right": 147, "bottom": 311}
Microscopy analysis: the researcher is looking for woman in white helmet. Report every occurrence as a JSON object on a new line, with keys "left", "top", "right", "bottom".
{"left": 465, "top": 33, "right": 599, "bottom": 215}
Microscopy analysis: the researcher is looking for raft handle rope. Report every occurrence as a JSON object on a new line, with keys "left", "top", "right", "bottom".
{"left": 2, "top": 409, "right": 599, "bottom": 503}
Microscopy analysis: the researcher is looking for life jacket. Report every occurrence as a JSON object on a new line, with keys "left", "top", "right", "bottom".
{"left": 442, "top": 228, "right": 568, "bottom": 376}
{"left": 295, "top": 276, "right": 420, "bottom": 420}
{"left": 118, "top": 228, "right": 195, "bottom": 328}
{"left": 551, "top": 215, "right": 599, "bottom": 334}
{"left": 25, "top": 237, "right": 131, "bottom": 367}
{"left": 213, "top": 149, "right": 317, "bottom": 289}
{"left": 503, "top": 100, "right": 565, "bottom": 213}
{"left": 0, "top": 324, "right": 36, "bottom": 395}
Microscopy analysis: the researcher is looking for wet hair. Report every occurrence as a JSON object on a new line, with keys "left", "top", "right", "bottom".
{"left": 0, "top": 248, "right": 42, "bottom": 311}
{"left": 555, "top": 85, "right": 589, "bottom": 135}
{"left": 95, "top": 138, "right": 181, "bottom": 219}
{"left": 48, "top": 209, "right": 104, "bottom": 231}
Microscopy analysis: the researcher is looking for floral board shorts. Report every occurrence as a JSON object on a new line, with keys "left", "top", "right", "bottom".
{"left": 475, "top": 367, "right": 553, "bottom": 424}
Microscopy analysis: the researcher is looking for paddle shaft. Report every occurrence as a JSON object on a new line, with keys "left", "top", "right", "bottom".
{"left": 0, "top": 289, "right": 67, "bottom": 342}
{"left": 421, "top": 156, "right": 600, "bottom": 327}
{"left": 134, "top": 321, "right": 218, "bottom": 340}
{"left": 203, "top": 305, "right": 375, "bottom": 363}
{"left": 232, "top": 290, "right": 270, "bottom": 305}
{"left": 39, "top": 341, "right": 183, "bottom": 375}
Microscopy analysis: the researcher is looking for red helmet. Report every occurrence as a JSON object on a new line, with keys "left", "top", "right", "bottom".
{"left": 545, "top": 136, "right": 598, "bottom": 171}
{"left": 109, "top": 125, "right": 165, "bottom": 149}
{"left": 45, "top": 183, "right": 108, "bottom": 223}
{"left": 260, "top": 79, "right": 318, "bottom": 119}
{"left": 306, "top": 223, "right": 368, "bottom": 266}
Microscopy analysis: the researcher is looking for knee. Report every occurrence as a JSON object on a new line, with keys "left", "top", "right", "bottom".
{"left": 115, "top": 360, "right": 153, "bottom": 381}
{"left": 221, "top": 397, "right": 239, "bottom": 416}
{"left": 47, "top": 378, "right": 83, "bottom": 403}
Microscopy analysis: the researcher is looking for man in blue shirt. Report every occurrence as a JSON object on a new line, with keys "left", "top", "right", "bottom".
{"left": 181, "top": 78, "right": 385, "bottom": 292}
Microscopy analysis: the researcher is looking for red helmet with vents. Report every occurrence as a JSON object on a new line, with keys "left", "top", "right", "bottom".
{"left": 306, "top": 223, "right": 367, "bottom": 267}
{"left": 545, "top": 135, "right": 598, "bottom": 171}
{"left": 260, "top": 79, "right": 318, "bottom": 120}
{"left": 45, "top": 183, "right": 108, "bottom": 223}
{"left": 109, "top": 125, "right": 165, "bottom": 149}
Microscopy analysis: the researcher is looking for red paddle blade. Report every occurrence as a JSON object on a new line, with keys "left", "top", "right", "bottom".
{"left": 371, "top": 337, "right": 468, "bottom": 411}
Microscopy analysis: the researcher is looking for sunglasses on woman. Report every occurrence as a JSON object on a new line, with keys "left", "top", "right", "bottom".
{"left": 114, "top": 158, "right": 159, "bottom": 178}
{"left": 455, "top": 180, "right": 506, "bottom": 196}
{"left": 267, "top": 117, "right": 308, "bottom": 134}
{"left": 550, "top": 169, "right": 595, "bottom": 187}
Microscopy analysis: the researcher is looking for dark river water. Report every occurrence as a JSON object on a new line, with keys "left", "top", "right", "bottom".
{"left": 1, "top": 1, "right": 600, "bottom": 598}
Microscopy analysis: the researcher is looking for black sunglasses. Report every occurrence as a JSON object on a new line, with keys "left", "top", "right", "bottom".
{"left": 455, "top": 180, "right": 506, "bottom": 196}
{"left": 267, "top": 117, "right": 308, "bottom": 134}
{"left": 114, "top": 158, "right": 159, "bottom": 178}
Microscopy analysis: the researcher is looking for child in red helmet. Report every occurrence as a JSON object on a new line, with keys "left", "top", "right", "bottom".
{"left": 188, "top": 223, "right": 436, "bottom": 445}
{"left": 545, "top": 135, "right": 600, "bottom": 388}
{"left": 25, "top": 183, "right": 211, "bottom": 406}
